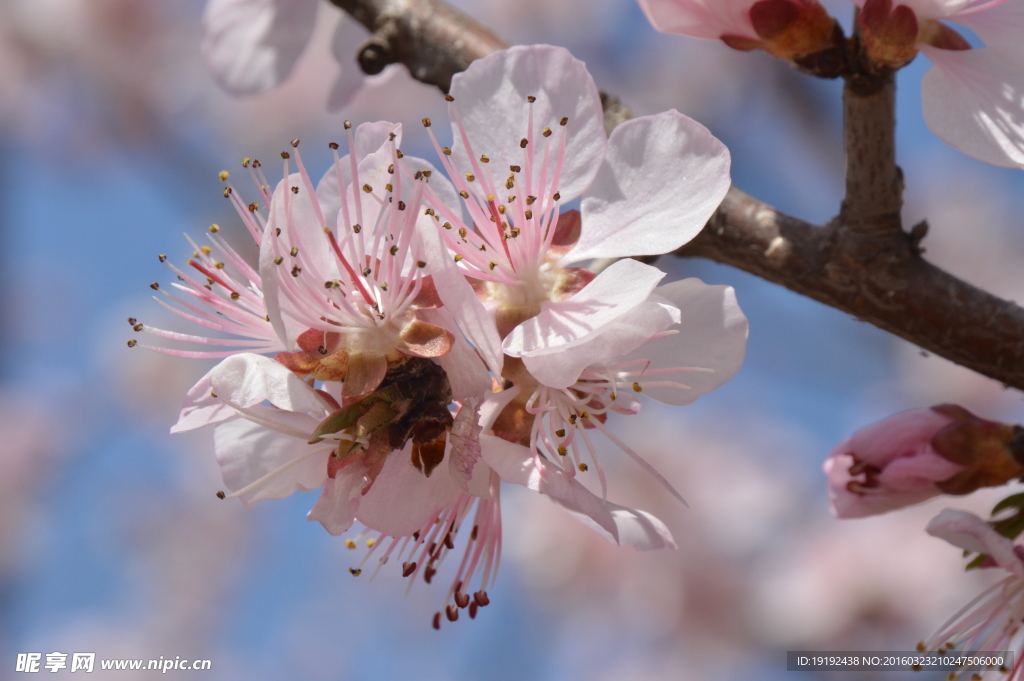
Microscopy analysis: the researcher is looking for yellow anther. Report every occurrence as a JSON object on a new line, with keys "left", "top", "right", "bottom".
{"left": 218, "top": 170, "right": 230, "bottom": 181}
{"left": 345, "top": 539, "right": 357, "bottom": 549}
{"left": 632, "top": 382, "right": 643, "bottom": 392}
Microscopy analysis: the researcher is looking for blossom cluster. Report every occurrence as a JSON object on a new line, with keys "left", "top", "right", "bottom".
{"left": 131, "top": 44, "right": 748, "bottom": 625}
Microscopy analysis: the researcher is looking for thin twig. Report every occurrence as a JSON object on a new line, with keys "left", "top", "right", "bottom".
{"left": 327, "top": 0, "right": 1024, "bottom": 392}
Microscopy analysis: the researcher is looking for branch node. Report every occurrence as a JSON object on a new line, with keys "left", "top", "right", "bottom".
{"left": 908, "top": 219, "right": 929, "bottom": 255}
{"left": 358, "top": 38, "right": 393, "bottom": 75}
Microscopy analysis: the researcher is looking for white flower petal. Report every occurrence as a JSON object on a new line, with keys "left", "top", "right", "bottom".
{"left": 567, "top": 110, "right": 731, "bottom": 263}
{"left": 503, "top": 258, "right": 666, "bottom": 358}
{"left": 616, "top": 278, "right": 748, "bottom": 406}
{"left": 201, "top": 0, "right": 318, "bottom": 96}
{"left": 920, "top": 46, "right": 1024, "bottom": 168}
{"left": 523, "top": 299, "right": 678, "bottom": 389}
{"left": 171, "top": 366, "right": 236, "bottom": 433}
{"left": 927, "top": 508, "right": 1024, "bottom": 576}
{"left": 214, "top": 416, "right": 331, "bottom": 508}
{"left": 210, "top": 353, "right": 333, "bottom": 414}
{"left": 448, "top": 44, "right": 607, "bottom": 202}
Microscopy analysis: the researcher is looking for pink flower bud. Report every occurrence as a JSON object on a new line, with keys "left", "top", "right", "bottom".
{"left": 824, "top": 408, "right": 966, "bottom": 519}
{"left": 826, "top": 405, "right": 1024, "bottom": 519}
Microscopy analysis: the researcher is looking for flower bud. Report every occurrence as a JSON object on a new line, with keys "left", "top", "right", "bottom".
{"left": 858, "top": 0, "right": 919, "bottom": 70}
{"left": 825, "top": 405, "right": 1024, "bottom": 518}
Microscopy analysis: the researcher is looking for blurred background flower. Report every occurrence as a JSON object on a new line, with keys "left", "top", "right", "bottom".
{"left": 3, "top": 0, "right": 1024, "bottom": 678}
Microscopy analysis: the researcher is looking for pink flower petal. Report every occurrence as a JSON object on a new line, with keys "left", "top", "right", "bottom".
{"left": 447, "top": 397, "right": 491, "bottom": 498}
{"left": 503, "top": 258, "right": 666, "bottom": 359}
{"left": 201, "top": 0, "right": 318, "bottom": 96}
{"left": 448, "top": 44, "right": 607, "bottom": 202}
{"left": 848, "top": 408, "right": 955, "bottom": 467}
{"left": 920, "top": 45, "right": 1024, "bottom": 168}
{"left": 307, "top": 463, "right": 368, "bottom": 535}
{"left": 479, "top": 434, "right": 620, "bottom": 541}
{"left": 567, "top": 110, "right": 731, "bottom": 263}
{"left": 951, "top": 0, "right": 1024, "bottom": 62}
{"left": 356, "top": 440, "right": 462, "bottom": 537}
{"left": 636, "top": 0, "right": 760, "bottom": 40}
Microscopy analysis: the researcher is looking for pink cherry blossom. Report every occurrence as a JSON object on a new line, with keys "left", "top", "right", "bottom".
{"left": 824, "top": 408, "right": 965, "bottom": 518}
{"left": 201, "top": 0, "right": 388, "bottom": 110}
{"left": 854, "top": 0, "right": 1024, "bottom": 168}
{"left": 174, "top": 353, "right": 501, "bottom": 622}
{"left": 922, "top": 509, "right": 1024, "bottom": 679}
{"left": 500, "top": 278, "right": 748, "bottom": 506}
{"left": 134, "top": 121, "right": 498, "bottom": 401}
{"left": 418, "top": 44, "right": 731, "bottom": 372}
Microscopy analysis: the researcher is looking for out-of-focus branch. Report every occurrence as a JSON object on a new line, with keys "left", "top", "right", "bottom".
{"left": 327, "top": 0, "right": 1024, "bottom": 392}
{"left": 328, "top": 0, "right": 505, "bottom": 91}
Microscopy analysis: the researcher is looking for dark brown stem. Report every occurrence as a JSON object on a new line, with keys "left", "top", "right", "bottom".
{"left": 678, "top": 188, "right": 1024, "bottom": 389}
{"left": 840, "top": 73, "right": 902, "bottom": 233}
{"left": 326, "top": 0, "right": 1024, "bottom": 391}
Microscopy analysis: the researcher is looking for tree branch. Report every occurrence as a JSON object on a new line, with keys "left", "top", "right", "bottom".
{"left": 328, "top": 0, "right": 1024, "bottom": 392}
